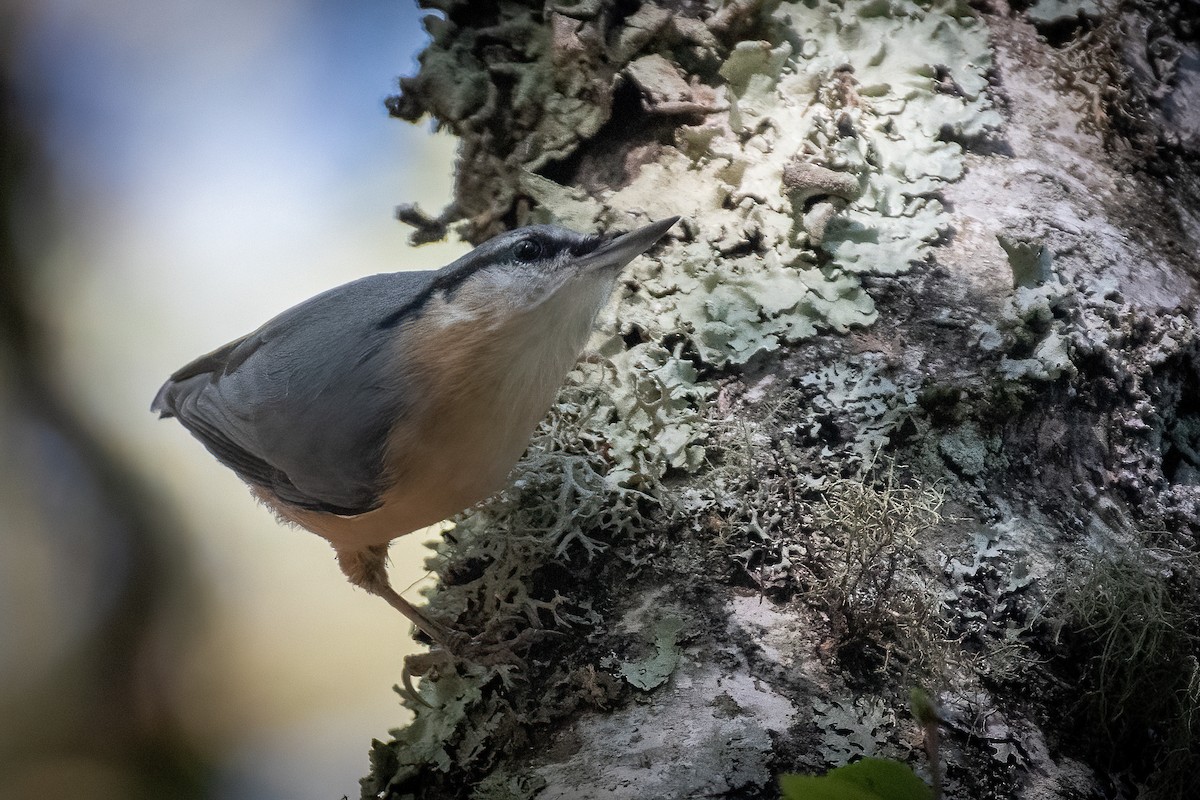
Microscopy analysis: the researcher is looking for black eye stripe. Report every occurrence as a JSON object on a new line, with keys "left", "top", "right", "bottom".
{"left": 570, "top": 234, "right": 605, "bottom": 257}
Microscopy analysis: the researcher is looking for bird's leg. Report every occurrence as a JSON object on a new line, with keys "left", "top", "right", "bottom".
{"left": 335, "top": 544, "right": 467, "bottom": 651}
{"left": 335, "top": 545, "right": 552, "bottom": 671}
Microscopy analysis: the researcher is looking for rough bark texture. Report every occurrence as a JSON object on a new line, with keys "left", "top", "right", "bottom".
{"left": 365, "top": 1, "right": 1200, "bottom": 798}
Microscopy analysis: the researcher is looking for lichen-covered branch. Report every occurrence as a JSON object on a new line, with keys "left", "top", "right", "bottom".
{"left": 365, "top": 1, "right": 1200, "bottom": 798}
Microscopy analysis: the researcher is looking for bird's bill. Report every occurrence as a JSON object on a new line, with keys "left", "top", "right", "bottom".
{"left": 577, "top": 216, "right": 680, "bottom": 273}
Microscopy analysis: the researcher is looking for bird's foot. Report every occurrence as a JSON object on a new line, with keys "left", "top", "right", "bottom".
{"left": 398, "top": 626, "right": 566, "bottom": 706}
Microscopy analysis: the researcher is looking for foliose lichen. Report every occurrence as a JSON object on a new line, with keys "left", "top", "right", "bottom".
{"left": 1024, "top": 0, "right": 1103, "bottom": 27}
{"left": 370, "top": 0, "right": 1003, "bottom": 795}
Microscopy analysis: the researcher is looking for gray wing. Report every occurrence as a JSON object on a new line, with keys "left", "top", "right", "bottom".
{"left": 152, "top": 271, "right": 435, "bottom": 515}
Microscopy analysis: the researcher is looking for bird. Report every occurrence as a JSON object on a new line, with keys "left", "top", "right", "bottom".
{"left": 152, "top": 216, "right": 679, "bottom": 648}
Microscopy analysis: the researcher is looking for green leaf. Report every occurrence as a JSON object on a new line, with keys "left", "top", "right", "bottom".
{"left": 909, "top": 687, "right": 938, "bottom": 727}
{"left": 780, "top": 774, "right": 883, "bottom": 800}
{"left": 831, "top": 759, "right": 933, "bottom": 800}
{"left": 780, "top": 758, "right": 933, "bottom": 800}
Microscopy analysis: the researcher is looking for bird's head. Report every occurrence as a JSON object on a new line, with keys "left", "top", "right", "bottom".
{"left": 426, "top": 217, "right": 680, "bottom": 318}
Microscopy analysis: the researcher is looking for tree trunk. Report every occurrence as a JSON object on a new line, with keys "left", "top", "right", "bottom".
{"left": 364, "top": 1, "right": 1200, "bottom": 798}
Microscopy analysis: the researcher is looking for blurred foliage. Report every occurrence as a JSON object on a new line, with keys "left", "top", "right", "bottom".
{"left": 779, "top": 757, "right": 933, "bottom": 800}
{"left": 1, "top": 14, "right": 212, "bottom": 800}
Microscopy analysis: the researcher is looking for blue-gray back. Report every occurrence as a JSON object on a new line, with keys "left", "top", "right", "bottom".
{"left": 152, "top": 270, "right": 436, "bottom": 515}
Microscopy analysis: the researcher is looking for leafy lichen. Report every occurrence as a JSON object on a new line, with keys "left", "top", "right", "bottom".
{"left": 1024, "top": 0, "right": 1103, "bottom": 27}
{"left": 616, "top": 615, "right": 685, "bottom": 690}
{"left": 371, "top": 0, "right": 1003, "bottom": 795}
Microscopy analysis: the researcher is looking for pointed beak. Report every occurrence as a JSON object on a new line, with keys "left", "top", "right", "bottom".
{"left": 577, "top": 216, "right": 680, "bottom": 273}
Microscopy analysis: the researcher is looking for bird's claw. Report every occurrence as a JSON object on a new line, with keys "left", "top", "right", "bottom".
{"left": 398, "top": 626, "right": 566, "bottom": 706}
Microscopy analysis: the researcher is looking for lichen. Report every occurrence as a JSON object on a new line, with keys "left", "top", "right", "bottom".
{"left": 937, "top": 422, "right": 998, "bottom": 477}
{"left": 997, "top": 234, "right": 1055, "bottom": 289}
{"left": 812, "top": 698, "right": 898, "bottom": 766}
{"left": 525, "top": 0, "right": 1000, "bottom": 368}
{"left": 796, "top": 356, "right": 920, "bottom": 472}
{"left": 371, "top": 0, "right": 1003, "bottom": 795}
{"left": 1024, "top": 0, "right": 1103, "bottom": 27}
{"left": 616, "top": 615, "right": 685, "bottom": 690}
{"left": 1054, "top": 543, "right": 1200, "bottom": 798}
{"left": 974, "top": 241, "right": 1080, "bottom": 382}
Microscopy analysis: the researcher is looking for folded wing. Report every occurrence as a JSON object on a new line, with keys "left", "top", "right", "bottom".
{"left": 152, "top": 271, "right": 435, "bottom": 515}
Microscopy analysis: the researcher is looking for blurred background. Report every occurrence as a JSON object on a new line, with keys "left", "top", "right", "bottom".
{"left": 0, "top": 2, "right": 463, "bottom": 798}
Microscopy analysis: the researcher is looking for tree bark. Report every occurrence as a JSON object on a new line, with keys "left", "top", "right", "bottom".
{"left": 364, "top": 1, "right": 1200, "bottom": 798}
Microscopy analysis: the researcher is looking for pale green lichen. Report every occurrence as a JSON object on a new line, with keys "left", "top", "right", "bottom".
{"left": 528, "top": 0, "right": 999, "bottom": 369}
{"left": 797, "top": 355, "right": 920, "bottom": 471}
{"left": 812, "top": 697, "right": 897, "bottom": 766}
{"left": 372, "top": 671, "right": 487, "bottom": 788}
{"left": 592, "top": 342, "right": 711, "bottom": 481}
{"left": 1000, "top": 329, "right": 1075, "bottom": 381}
{"left": 617, "top": 615, "right": 686, "bottom": 690}
{"left": 375, "top": 0, "right": 1002, "bottom": 793}
{"left": 1025, "top": 0, "right": 1103, "bottom": 26}
{"left": 997, "top": 283, "right": 1078, "bottom": 381}
{"left": 937, "top": 422, "right": 998, "bottom": 477}
{"left": 998, "top": 234, "right": 1055, "bottom": 289}
{"left": 719, "top": 40, "right": 793, "bottom": 132}
{"left": 975, "top": 237, "right": 1079, "bottom": 381}
{"left": 470, "top": 771, "right": 547, "bottom": 800}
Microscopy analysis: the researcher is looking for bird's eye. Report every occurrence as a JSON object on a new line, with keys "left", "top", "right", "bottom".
{"left": 514, "top": 238, "right": 543, "bottom": 262}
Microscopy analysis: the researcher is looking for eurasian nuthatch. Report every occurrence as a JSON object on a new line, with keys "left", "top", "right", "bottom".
{"left": 152, "top": 217, "right": 679, "bottom": 647}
